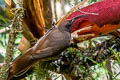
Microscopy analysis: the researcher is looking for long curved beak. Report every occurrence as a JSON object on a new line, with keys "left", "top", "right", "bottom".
{"left": 70, "top": 15, "right": 87, "bottom": 23}
{"left": 66, "top": 15, "right": 87, "bottom": 31}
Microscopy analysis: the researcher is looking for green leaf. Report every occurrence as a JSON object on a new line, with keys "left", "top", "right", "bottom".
{"left": 0, "top": 14, "right": 8, "bottom": 24}
{"left": 110, "top": 48, "right": 120, "bottom": 66}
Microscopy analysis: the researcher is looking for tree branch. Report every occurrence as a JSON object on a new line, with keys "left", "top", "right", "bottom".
{"left": 0, "top": 8, "right": 24, "bottom": 80}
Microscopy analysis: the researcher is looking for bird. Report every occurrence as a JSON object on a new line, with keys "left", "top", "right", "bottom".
{"left": 7, "top": 15, "right": 87, "bottom": 80}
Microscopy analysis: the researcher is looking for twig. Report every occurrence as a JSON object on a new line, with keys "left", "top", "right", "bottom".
{"left": 54, "top": 74, "right": 62, "bottom": 80}
{"left": 78, "top": 10, "right": 99, "bottom": 15}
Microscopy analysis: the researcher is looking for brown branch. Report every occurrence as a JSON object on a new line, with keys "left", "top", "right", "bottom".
{"left": 23, "top": 0, "right": 45, "bottom": 38}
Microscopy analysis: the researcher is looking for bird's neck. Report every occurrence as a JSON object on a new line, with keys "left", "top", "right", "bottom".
{"left": 66, "top": 26, "right": 72, "bottom": 32}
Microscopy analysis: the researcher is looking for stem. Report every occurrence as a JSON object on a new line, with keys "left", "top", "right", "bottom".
{"left": 0, "top": 8, "right": 24, "bottom": 80}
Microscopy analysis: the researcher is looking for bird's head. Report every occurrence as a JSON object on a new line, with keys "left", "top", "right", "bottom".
{"left": 64, "top": 15, "right": 87, "bottom": 32}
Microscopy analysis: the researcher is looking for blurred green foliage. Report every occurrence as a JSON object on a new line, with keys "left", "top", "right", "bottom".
{"left": 0, "top": 0, "right": 4, "bottom": 8}
{"left": 0, "top": 7, "right": 8, "bottom": 24}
